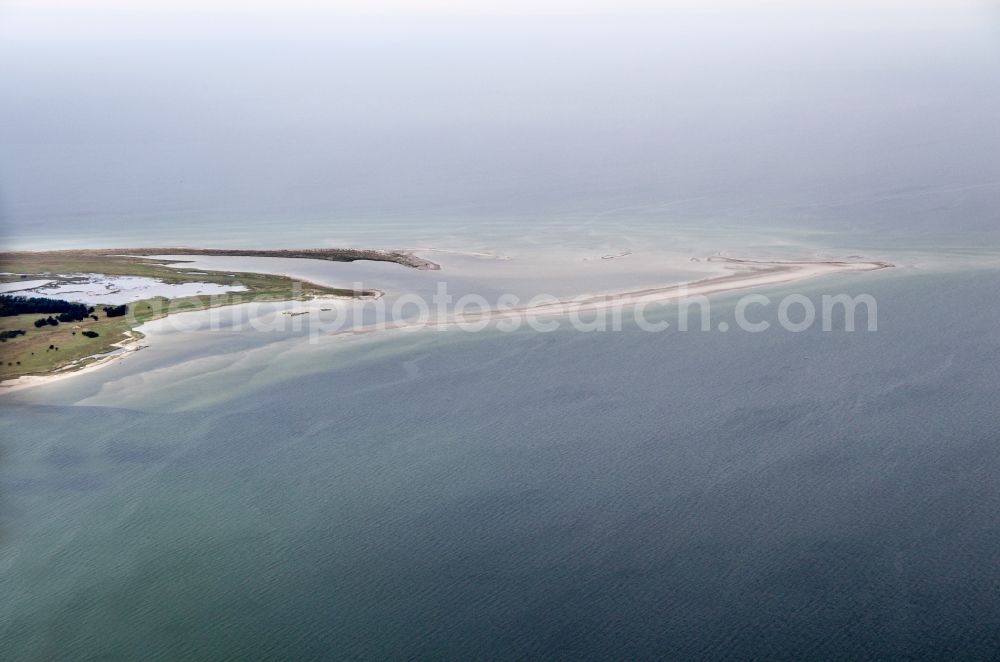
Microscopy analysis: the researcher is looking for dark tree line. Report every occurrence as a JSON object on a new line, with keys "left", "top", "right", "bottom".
{"left": 0, "top": 329, "right": 26, "bottom": 341}
{"left": 1, "top": 295, "right": 94, "bottom": 320}
{"left": 0, "top": 295, "right": 129, "bottom": 327}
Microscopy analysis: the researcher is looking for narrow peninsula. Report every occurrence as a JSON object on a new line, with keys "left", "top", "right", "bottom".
{"left": 0, "top": 247, "right": 439, "bottom": 382}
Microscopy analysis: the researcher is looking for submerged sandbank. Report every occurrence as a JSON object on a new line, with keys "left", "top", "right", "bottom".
{"left": 335, "top": 257, "right": 893, "bottom": 335}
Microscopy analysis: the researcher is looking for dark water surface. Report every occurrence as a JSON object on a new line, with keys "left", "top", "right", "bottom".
{"left": 3, "top": 271, "right": 999, "bottom": 659}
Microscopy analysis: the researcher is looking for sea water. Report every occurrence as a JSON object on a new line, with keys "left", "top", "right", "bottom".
{"left": 2, "top": 270, "right": 1000, "bottom": 658}
{"left": 2, "top": 4, "right": 1000, "bottom": 659}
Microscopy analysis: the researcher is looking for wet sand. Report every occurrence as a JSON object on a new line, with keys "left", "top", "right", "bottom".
{"left": 336, "top": 257, "right": 893, "bottom": 334}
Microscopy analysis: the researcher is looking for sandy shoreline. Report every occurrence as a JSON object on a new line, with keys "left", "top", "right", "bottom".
{"left": 335, "top": 258, "right": 893, "bottom": 335}
{"left": 1, "top": 256, "right": 892, "bottom": 393}
{"left": 0, "top": 331, "right": 147, "bottom": 394}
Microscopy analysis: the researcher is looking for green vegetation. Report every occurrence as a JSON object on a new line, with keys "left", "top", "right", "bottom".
{"left": 0, "top": 251, "right": 377, "bottom": 382}
{"left": 1, "top": 295, "right": 94, "bottom": 319}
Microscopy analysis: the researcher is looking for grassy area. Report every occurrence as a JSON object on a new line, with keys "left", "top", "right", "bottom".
{"left": 0, "top": 252, "right": 372, "bottom": 290}
{"left": 0, "top": 310, "right": 137, "bottom": 379}
{"left": 0, "top": 252, "right": 374, "bottom": 382}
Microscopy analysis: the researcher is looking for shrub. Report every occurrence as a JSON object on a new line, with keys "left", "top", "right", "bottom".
{"left": 103, "top": 304, "right": 128, "bottom": 318}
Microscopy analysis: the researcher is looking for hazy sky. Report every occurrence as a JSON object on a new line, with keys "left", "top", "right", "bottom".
{"left": 2, "top": 0, "right": 990, "bottom": 14}
{"left": 2, "top": 0, "right": 995, "bottom": 43}
{"left": 2, "top": 0, "right": 998, "bottom": 246}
